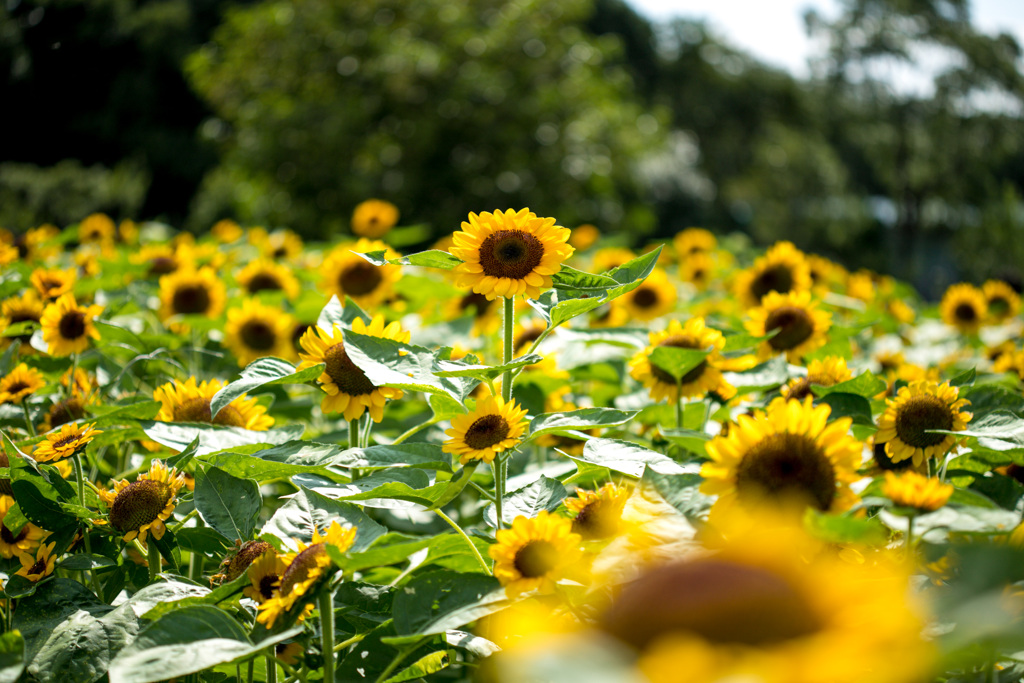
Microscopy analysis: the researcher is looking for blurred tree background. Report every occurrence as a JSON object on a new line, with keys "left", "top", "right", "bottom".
{"left": 2, "top": 0, "right": 1023, "bottom": 296}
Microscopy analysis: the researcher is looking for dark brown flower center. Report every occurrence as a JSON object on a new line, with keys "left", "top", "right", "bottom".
{"left": 765, "top": 306, "right": 814, "bottom": 351}
{"left": 735, "top": 432, "right": 836, "bottom": 511}
{"left": 572, "top": 501, "right": 618, "bottom": 540}
{"left": 247, "top": 272, "right": 283, "bottom": 293}
{"left": 479, "top": 230, "right": 544, "bottom": 280}
{"left": 463, "top": 414, "right": 510, "bottom": 450}
{"left": 27, "top": 559, "right": 47, "bottom": 575}
{"left": 513, "top": 540, "right": 558, "bottom": 578}
{"left": 58, "top": 311, "right": 86, "bottom": 340}
{"left": 49, "top": 431, "right": 81, "bottom": 452}
{"left": 0, "top": 522, "right": 27, "bottom": 545}
{"left": 894, "top": 395, "right": 953, "bottom": 449}
{"left": 954, "top": 303, "right": 978, "bottom": 323}
{"left": 109, "top": 480, "right": 173, "bottom": 532}
{"left": 240, "top": 320, "right": 277, "bottom": 351}
{"left": 224, "top": 540, "right": 274, "bottom": 581}
{"left": 172, "top": 285, "right": 211, "bottom": 315}
{"left": 278, "top": 543, "right": 326, "bottom": 596}
{"left": 514, "top": 327, "right": 544, "bottom": 353}
{"left": 872, "top": 441, "right": 914, "bottom": 471}
{"left": 750, "top": 264, "right": 795, "bottom": 301}
{"left": 599, "top": 559, "right": 822, "bottom": 650}
{"left": 323, "top": 343, "right": 376, "bottom": 396}
{"left": 650, "top": 335, "right": 708, "bottom": 385}
{"left": 339, "top": 262, "right": 384, "bottom": 297}
{"left": 38, "top": 276, "right": 64, "bottom": 294}
{"left": 259, "top": 573, "right": 280, "bottom": 600}
{"left": 631, "top": 286, "right": 660, "bottom": 309}
{"left": 171, "top": 397, "right": 247, "bottom": 427}
{"left": 5, "top": 381, "right": 29, "bottom": 395}
{"left": 148, "top": 257, "right": 178, "bottom": 275}
{"left": 458, "top": 292, "right": 493, "bottom": 318}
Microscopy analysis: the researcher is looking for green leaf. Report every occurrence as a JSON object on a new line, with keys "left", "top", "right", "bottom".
{"left": 938, "top": 410, "right": 1024, "bottom": 450}
{"left": 343, "top": 331, "right": 472, "bottom": 401}
{"left": 58, "top": 554, "right": 117, "bottom": 571}
{"left": 199, "top": 440, "right": 342, "bottom": 481}
{"left": 557, "top": 327, "right": 648, "bottom": 349}
{"left": 551, "top": 265, "right": 620, "bottom": 291}
{"left": 316, "top": 295, "right": 371, "bottom": 332}
{"left": 435, "top": 354, "right": 543, "bottom": 381}
{"left": 385, "top": 650, "right": 451, "bottom": 683}
{"left": 814, "top": 371, "right": 886, "bottom": 398}
{"left": 527, "top": 408, "right": 637, "bottom": 438}
{"left": 961, "top": 385, "right": 1024, "bottom": 420}
{"left": 484, "top": 475, "right": 566, "bottom": 527}
{"left": 195, "top": 466, "right": 261, "bottom": 542}
{"left": 333, "top": 442, "right": 452, "bottom": 472}
{"left": 261, "top": 487, "right": 385, "bottom": 551}
{"left": 387, "top": 570, "right": 505, "bottom": 643}
{"left": 292, "top": 468, "right": 436, "bottom": 508}
{"left": 722, "top": 356, "right": 788, "bottom": 392}
{"left": 602, "top": 246, "right": 663, "bottom": 301}
{"left": 13, "top": 579, "right": 110, "bottom": 664}
{"left": 528, "top": 288, "right": 608, "bottom": 328}
{"left": 722, "top": 332, "right": 772, "bottom": 353}
{"left": 140, "top": 420, "right": 304, "bottom": 456}
{"left": 950, "top": 367, "right": 977, "bottom": 387}
{"left": 574, "top": 438, "right": 694, "bottom": 478}
{"left": 0, "top": 340, "right": 20, "bottom": 376}
{"left": 27, "top": 601, "right": 140, "bottom": 683}
{"left": 0, "top": 631, "right": 25, "bottom": 683}
{"left": 210, "top": 357, "right": 323, "bottom": 418}
{"left": 175, "top": 526, "right": 232, "bottom": 559}
{"left": 803, "top": 509, "right": 888, "bottom": 545}
{"left": 647, "top": 346, "right": 711, "bottom": 383}
{"left": 818, "top": 393, "right": 875, "bottom": 425}
{"left": 881, "top": 505, "right": 1020, "bottom": 541}
{"left": 641, "top": 468, "right": 712, "bottom": 520}
{"left": 361, "top": 249, "right": 462, "bottom": 270}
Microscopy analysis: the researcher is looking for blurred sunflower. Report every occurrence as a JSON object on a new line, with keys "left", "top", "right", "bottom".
{"left": 679, "top": 252, "right": 715, "bottom": 290}
{"left": 30, "top": 267, "right": 76, "bottom": 300}
{"left": 211, "top": 219, "right": 243, "bottom": 243}
{"left": 445, "top": 291, "right": 501, "bottom": 337}
{"left": 939, "top": 283, "right": 987, "bottom": 334}
{"left": 224, "top": 299, "right": 297, "bottom": 367}
{"left": 629, "top": 318, "right": 735, "bottom": 403}
{"left": 620, "top": 268, "right": 677, "bottom": 321}
{"left": 451, "top": 208, "right": 573, "bottom": 300}
{"left": 569, "top": 223, "right": 600, "bottom": 251}
{"left": 320, "top": 238, "right": 402, "bottom": 307}
{"left": 98, "top": 460, "right": 185, "bottom": 543}
{"left": 298, "top": 316, "right": 410, "bottom": 422}
{"left": 673, "top": 227, "right": 716, "bottom": 258}
{"left": 845, "top": 270, "right": 876, "bottom": 302}
{"left": 875, "top": 380, "right": 971, "bottom": 468}
{"left": 591, "top": 247, "right": 636, "bottom": 272}
{"left": 40, "top": 293, "right": 103, "bottom": 356}
{"left": 78, "top": 213, "right": 116, "bottom": 245}
{"left": 701, "top": 397, "right": 862, "bottom": 517}
{"left": 0, "top": 363, "right": 45, "bottom": 404}
{"left": 132, "top": 244, "right": 181, "bottom": 276}
{"left": 444, "top": 394, "right": 529, "bottom": 465}
{"left": 154, "top": 377, "right": 274, "bottom": 430}
{"left": 351, "top": 199, "right": 400, "bottom": 238}
{"left": 490, "top": 511, "right": 583, "bottom": 596}
{"left": 883, "top": 471, "right": 953, "bottom": 513}
{"left": 0, "top": 496, "right": 45, "bottom": 558}
{"left": 1, "top": 291, "right": 45, "bottom": 349}
{"left": 0, "top": 243, "right": 15, "bottom": 266}
{"left": 807, "top": 254, "right": 846, "bottom": 293}
{"left": 158, "top": 267, "right": 226, "bottom": 330}
{"left": 40, "top": 394, "right": 89, "bottom": 432}
{"left": 236, "top": 259, "right": 300, "bottom": 299}
{"left": 734, "top": 241, "right": 811, "bottom": 308}
{"left": 244, "top": 550, "right": 289, "bottom": 604}
{"left": 588, "top": 301, "right": 629, "bottom": 328}
{"left": 982, "top": 280, "right": 1020, "bottom": 324}
{"left": 16, "top": 540, "right": 57, "bottom": 582}
{"left": 564, "top": 483, "right": 631, "bottom": 541}
{"left": 256, "top": 229, "right": 304, "bottom": 261}
{"left": 782, "top": 356, "right": 852, "bottom": 400}
{"left": 33, "top": 422, "right": 101, "bottom": 463}
{"left": 745, "top": 290, "right": 831, "bottom": 361}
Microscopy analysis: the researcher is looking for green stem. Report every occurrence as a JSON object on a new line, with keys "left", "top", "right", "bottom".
{"left": 246, "top": 659, "right": 255, "bottom": 683}
{"left": 392, "top": 418, "right": 440, "bottom": 446}
{"left": 334, "top": 628, "right": 374, "bottom": 653}
{"left": 6, "top": 598, "right": 12, "bottom": 633}
{"left": 320, "top": 588, "right": 336, "bottom": 683}
{"left": 492, "top": 459, "right": 505, "bottom": 531}
{"left": 189, "top": 516, "right": 205, "bottom": 582}
{"left": 348, "top": 419, "right": 359, "bottom": 450}
{"left": 65, "top": 352, "right": 79, "bottom": 401}
{"left": 701, "top": 400, "right": 712, "bottom": 432}
{"left": 906, "top": 515, "right": 915, "bottom": 551}
{"left": 468, "top": 480, "right": 495, "bottom": 502}
{"left": 501, "top": 297, "right": 514, "bottom": 402}
{"left": 675, "top": 390, "right": 683, "bottom": 430}
{"left": 148, "top": 541, "right": 160, "bottom": 584}
{"left": 170, "top": 508, "right": 198, "bottom": 534}
{"left": 360, "top": 412, "right": 373, "bottom": 448}
{"left": 72, "top": 452, "right": 104, "bottom": 598}
{"left": 266, "top": 655, "right": 278, "bottom": 683}
{"left": 373, "top": 646, "right": 415, "bottom": 683}
{"left": 435, "top": 509, "right": 491, "bottom": 575}
{"left": 21, "top": 402, "right": 35, "bottom": 437}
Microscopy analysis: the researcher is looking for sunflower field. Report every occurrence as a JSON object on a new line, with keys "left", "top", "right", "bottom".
{"left": 0, "top": 206, "right": 1023, "bottom": 683}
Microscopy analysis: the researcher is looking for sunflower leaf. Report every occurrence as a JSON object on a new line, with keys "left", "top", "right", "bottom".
{"left": 342, "top": 330, "right": 475, "bottom": 401}
{"left": 647, "top": 347, "right": 711, "bottom": 382}
{"left": 818, "top": 393, "right": 875, "bottom": 425}
{"left": 602, "top": 246, "right": 663, "bottom": 301}
{"left": 387, "top": 570, "right": 506, "bottom": 642}
{"left": 723, "top": 356, "right": 789, "bottom": 392}
{"left": 551, "top": 266, "right": 620, "bottom": 291}
{"left": 813, "top": 371, "right": 886, "bottom": 398}
{"left": 527, "top": 408, "right": 637, "bottom": 438}
{"left": 210, "top": 357, "right": 323, "bottom": 418}
{"left": 0, "top": 630, "right": 25, "bottom": 683}
{"left": 194, "top": 465, "right": 262, "bottom": 542}
{"left": 316, "top": 295, "right": 372, "bottom": 333}
{"left": 435, "top": 354, "right": 542, "bottom": 381}
{"left": 483, "top": 475, "right": 566, "bottom": 527}
{"left": 139, "top": 421, "right": 304, "bottom": 456}
{"left": 529, "top": 288, "right": 608, "bottom": 328}
{"left": 261, "top": 487, "right": 385, "bottom": 551}
{"left": 577, "top": 438, "right": 697, "bottom": 478}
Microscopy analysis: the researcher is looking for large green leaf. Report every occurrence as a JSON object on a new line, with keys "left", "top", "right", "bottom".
{"left": 210, "top": 357, "right": 323, "bottom": 418}
{"left": 814, "top": 371, "right": 886, "bottom": 398}
{"left": 359, "top": 249, "right": 462, "bottom": 270}
{"left": 935, "top": 410, "right": 1024, "bottom": 450}
{"left": 527, "top": 288, "right": 608, "bottom": 328}
{"left": 818, "top": 393, "right": 875, "bottom": 425}
{"left": 13, "top": 579, "right": 111, "bottom": 664}
{"left": 574, "top": 438, "right": 694, "bottom": 478}
{"left": 4, "top": 433, "right": 75, "bottom": 532}
{"left": 0, "top": 631, "right": 25, "bottom": 683}
{"left": 343, "top": 331, "right": 473, "bottom": 402}
{"left": 27, "top": 602, "right": 139, "bottom": 683}
{"left": 199, "top": 442, "right": 340, "bottom": 481}
{"left": 484, "top": 475, "right": 566, "bottom": 527}
{"left": 333, "top": 443, "right": 452, "bottom": 472}
{"left": 261, "top": 487, "right": 385, "bottom": 551}
{"left": 140, "top": 420, "right": 304, "bottom": 456}
{"left": 527, "top": 408, "right": 637, "bottom": 438}
{"left": 435, "top": 354, "right": 543, "bottom": 381}
{"left": 387, "top": 570, "right": 505, "bottom": 644}
{"left": 722, "top": 356, "right": 789, "bottom": 392}
{"left": 550, "top": 266, "right": 619, "bottom": 291}
{"left": 292, "top": 468, "right": 436, "bottom": 508}
{"left": 602, "top": 247, "right": 663, "bottom": 300}
{"left": 195, "top": 465, "right": 262, "bottom": 542}
{"left": 641, "top": 468, "right": 712, "bottom": 521}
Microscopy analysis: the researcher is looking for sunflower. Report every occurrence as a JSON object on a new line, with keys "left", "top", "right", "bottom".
{"left": 569, "top": 223, "right": 600, "bottom": 251}
{"left": 236, "top": 259, "right": 300, "bottom": 299}
{"left": 444, "top": 291, "right": 501, "bottom": 337}
{"left": 224, "top": 299, "right": 297, "bottom": 367}
{"left": 40, "top": 395, "right": 89, "bottom": 433}
{"left": 158, "top": 267, "right": 226, "bottom": 330}
{"left": 98, "top": 460, "right": 186, "bottom": 543}
{"left": 564, "top": 483, "right": 631, "bottom": 541}
{"left": 351, "top": 199, "right": 400, "bottom": 238}
{"left": 734, "top": 241, "right": 811, "bottom": 308}
{"left": 745, "top": 290, "right": 832, "bottom": 361}
{"left": 591, "top": 247, "right": 636, "bottom": 273}
{"left": 883, "top": 471, "right": 953, "bottom": 513}
{"left": 628, "top": 318, "right": 736, "bottom": 403}
{"left": 588, "top": 301, "right": 629, "bottom": 328}
{"left": 782, "top": 356, "right": 852, "bottom": 400}
{"left": 845, "top": 270, "right": 876, "bottom": 302}
{"left": 679, "top": 252, "right": 715, "bottom": 290}
{"left": 875, "top": 380, "right": 971, "bottom": 468}
{"left": 275, "top": 642, "right": 304, "bottom": 666}
{"left": 939, "top": 283, "right": 987, "bottom": 334}
{"left": 673, "top": 228, "right": 716, "bottom": 258}
{"left": 30, "top": 267, "right": 76, "bottom": 300}
{"left": 132, "top": 244, "right": 181, "bottom": 276}
{"left": 513, "top": 320, "right": 548, "bottom": 354}
{"left": 257, "top": 229, "right": 304, "bottom": 261}
{"left": 489, "top": 511, "right": 583, "bottom": 596}
{"left": 982, "top": 280, "right": 1020, "bottom": 324}
{"left": 320, "top": 238, "right": 402, "bottom": 307}
{"left": 211, "top": 219, "right": 243, "bottom": 243}
{"left": 78, "top": 213, "right": 116, "bottom": 245}
{"left": 0, "top": 243, "right": 16, "bottom": 266}
{"left": 39, "top": 293, "right": 103, "bottom": 356}
{"left": 0, "top": 496, "right": 45, "bottom": 559}
{"left": 33, "top": 422, "right": 102, "bottom": 463}
{"left": 244, "top": 550, "right": 289, "bottom": 604}
{"left": 443, "top": 394, "right": 529, "bottom": 465}
{"left": 1, "top": 290, "right": 45, "bottom": 349}
{"left": 807, "top": 254, "right": 846, "bottom": 293}
{"left": 214, "top": 539, "right": 276, "bottom": 583}
{"left": 700, "top": 397, "right": 862, "bottom": 517}
{"left": 256, "top": 521, "right": 357, "bottom": 628}
{"left": 450, "top": 208, "right": 574, "bottom": 301}
{"left": 994, "top": 348, "right": 1024, "bottom": 381}
{"left": 298, "top": 316, "right": 410, "bottom": 422}
{"left": 16, "top": 540, "right": 57, "bottom": 582}
{"left": 620, "top": 268, "right": 677, "bottom": 321}
{"left": 0, "top": 363, "right": 45, "bottom": 404}
{"left": 154, "top": 377, "right": 274, "bottom": 430}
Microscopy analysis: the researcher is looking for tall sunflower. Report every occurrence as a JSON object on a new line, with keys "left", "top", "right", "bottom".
{"left": 982, "top": 280, "right": 1020, "bottom": 324}
{"left": 450, "top": 208, "right": 574, "bottom": 301}
{"left": 620, "top": 268, "right": 677, "bottom": 321}
{"left": 875, "top": 380, "right": 971, "bottom": 468}
{"left": 298, "top": 316, "right": 410, "bottom": 422}
{"left": 0, "top": 363, "right": 45, "bottom": 404}
{"left": 154, "top": 377, "right": 274, "bottom": 430}
{"left": 320, "top": 238, "right": 402, "bottom": 307}
{"left": 745, "top": 290, "right": 831, "bottom": 361}
{"left": 443, "top": 394, "right": 529, "bottom": 465}
{"left": 700, "top": 397, "right": 862, "bottom": 517}
{"left": 351, "top": 199, "right": 400, "bottom": 238}
{"left": 224, "top": 299, "right": 297, "bottom": 367}
{"left": 489, "top": 511, "right": 583, "bottom": 596}
{"left": 236, "top": 260, "right": 300, "bottom": 299}
{"left": 158, "top": 267, "right": 226, "bottom": 330}
{"left": 939, "top": 283, "right": 987, "bottom": 334}
{"left": 734, "top": 241, "right": 811, "bottom": 308}
{"left": 98, "top": 460, "right": 186, "bottom": 543}
{"left": 628, "top": 318, "right": 736, "bottom": 403}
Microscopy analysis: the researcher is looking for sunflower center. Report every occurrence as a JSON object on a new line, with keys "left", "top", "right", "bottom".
{"left": 339, "top": 262, "right": 384, "bottom": 297}
{"left": 989, "top": 297, "right": 1009, "bottom": 317}
{"left": 247, "top": 273, "right": 283, "bottom": 293}
{"left": 765, "top": 306, "right": 814, "bottom": 351}
{"left": 599, "top": 559, "right": 822, "bottom": 650}
{"left": 0, "top": 523, "right": 27, "bottom": 545}
{"left": 272, "top": 246, "right": 288, "bottom": 259}
{"left": 5, "top": 381, "right": 28, "bottom": 394}
{"left": 572, "top": 501, "right": 617, "bottom": 540}
{"left": 750, "top": 265, "right": 794, "bottom": 300}
{"left": 631, "top": 286, "right": 660, "bottom": 310}
{"left": 279, "top": 543, "right": 327, "bottom": 596}
{"left": 173, "top": 397, "right": 213, "bottom": 423}
{"left": 872, "top": 441, "right": 914, "bottom": 471}
{"left": 479, "top": 230, "right": 544, "bottom": 280}
{"left": 323, "top": 343, "right": 376, "bottom": 396}
{"left": 513, "top": 540, "right": 559, "bottom": 578}
{"left": 109, "top": 480, "right": 173, "bottom": 532}
{"left": 735, "top": 432, "right": 836, "bottom": 511}
{"left": 259, "top": 573, "right": 280, "bottom": 600}
{"left": 148, "top": 257, "right": 177, "bottom": 275}
{"left": 514, "top": 327, "right": 544, "bottom": 353}
{"left": 459, "top": 292, "right": 492, "bottom": 318}
{"left": 225, "top": 540, "right": 275, "bottom": 581}
{"left": 26, "top": 559, "right": 47, "bottom": 575}
{"left": 894, "top": 395, "right": 953, "bottom": 448}
{"left": 954, "top": 303, "right": 978, "bottom": 323}
{"left": 463, "top": 414, "right": 511, "bottom": 450}
{"left": 50, "top": 432, "right": 81, "bottom": 451}
{"left": 241, "top": 320, "right": 277, "bottom": 351}
{"left": 172, "top": 285, "right": 211, "bottom": 315}
{"left": 58, "top": 311, "right": 86, "bottom": 340}
{"left": 213, "top": 405, "right": 247, "bottom": 428}
{"left": 650, "top": 335, "right": 707, "bottom": 385}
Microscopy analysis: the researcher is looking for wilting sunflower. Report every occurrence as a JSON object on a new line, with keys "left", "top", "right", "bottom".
{"left": 154, "top": 377, "right": 274, "bottom": 430}
{"left": 1, "top": 291, "right": 45, "bottom": 349}
{"left": 875, "top": 380, "right": 971, "bottom": 468}
{"left": 0, "top": 363, "right": 45, "bottom": 404}
{"left": 489, "top": 511, "right": 583, "bottom": 596}
{"left": 564, "top": 483, "right": 631, "bottom": 541}
{"left": 39, "top": 293, "right": 103, "bottom": 357}
{"left": 982, "top": 280, "right": 1020, "bottom": 324}
{"left": 0, "top": 496, "right": 45, "bottom": 558}
{"left": 16, "top": 540, "right": 57, "bottom": 582}
{"left": 451, "top": 208, "right": 574, "bottom": 301}
{"left": 78, "top": 213, "right": 116, "bottom": 245}
{"left": 673, "top": 227, "right": 716, "bottom": 258}
{"left": 244, "top": 550, "right": 289, "bottom": 604}
{"left": 734, "top": 241, "right": 811, "bottom": 308}
{"left": 30, "top": 267, "right": 76, "bottom": 300}
{"left": 256, "top": 521, "right": 357, "bottom": 628}
{"left": 236, "top": 259, "right": 300, "bottom": 299}
{"left": 569, "top": 223, "right": 600, "bottom": 251}
{"left": 351, "top": 199, "right": 400, "bottom": 238}
{"left": 443, "top": 394, "right": 529, "bottom": 465}
{"left": 298, "top": 316, "right": 410, "bottom": 422}
{"left": 628, "top": 318, "right": 736, "bottom": 403}
{"left": 320, "top": 238, "right": 402, "bottom": 307}
{"left": 883, "top": 471, "right": 953, "bottom": 513}
{"left": 621, "top": 268, "right": 677, "bottom": 321}
{"left": 34, "top": 422, "right": 101, "bottom": 463}
{"left": 782, "top": 356, "right": 852, "bottom": 400}
{"left": 939, "top": 283, "right": 987, "bottom": 334}
{"left": 158, "top": 267, "right": 226, "bottom": 330}
{"left": 701, "top": 397, "right": 862, "bottom": 517}
{"left": 224, "top": 299, "right": 297, "bottom": 367}
{"left": 98, "top": 460, "right": 185, "bottom": 543}
{"left": 745, "top": 290, "right": 832, "bottom": 361}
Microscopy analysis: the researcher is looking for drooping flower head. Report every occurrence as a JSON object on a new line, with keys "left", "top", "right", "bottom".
{"left": 443, "top": 394, "right": 529, "bottom": 465}
{"left": 875, "top": 380, "right": 971, "bottom": 468}
{"left": 40, "top": 293, "right": 103, "bottom": 356}
{"left": 98, "top": 460, "right": 186, "bottom": 543}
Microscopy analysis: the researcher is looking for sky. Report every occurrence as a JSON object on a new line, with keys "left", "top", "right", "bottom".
{"left": 626, "top": 0, "right": 1024, "bottom": 78}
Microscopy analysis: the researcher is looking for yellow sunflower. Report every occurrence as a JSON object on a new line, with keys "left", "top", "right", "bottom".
{"left": 39, "top": 293, "right": 103, "bottom": 356}
{"left": 591, "top": 247, "right": 636, "bottom": 273}
{"left": 569, "top": 223, "right": 600, "bottom": 251}
{"left": 132, "top": 244, "right": 181, "bottom": 276}
{"left": 154, "top": 377, "right": 274, "bottom": 430}
{"left": 782, "top": 356, "right": 853, "bottom": 400}
{"left": 97, "top": 460, "right": 186, "bottom": 543}
{"left": 875, "top": 380, "right": 971, "bottom": 468}
{"left": 734, "top": 241, "right": 811, "bottom": 308}
{"left": 807, "top": 254, "right": 846, "bottom": 293}
{"left": 489, "top": 511, "right": 583, "bottom": 596}
{"left": 33, "top": 422, "right": 102, "bottom": 463}
{"left": 30, "top": 267, "right": 76, "bottom": 300}
{"left": 939, "top": 283, "right": 987, "bottom": 334}
{"left": 244, "top": 550, "right": 289, "bottom": 604}
{"left": 564, "top": 483, "right": 631, "bottom": 541}
{"left": 994, "top": 348, "right": 1024, "bottom": 381}
{"left": 700, "top": 397, "right": 862, "bottom": 517}
{"left": 223, "top": 299, "right": 297, "bottom": 367}
{"left": 211, "top": 219, "right": 243, "bottom": 243}
{"left": 257, "top": 229, "right": 304, "bottom": 261}
{"left": 1, "top": 290, "right": 45, "bottom": 349}
{"left": 41, "top": 395, "right": 90, "bottom": 433}
{"left": 275, "top": 642, "right": 304, "bottom": 666}
{"left": 0, "top": 363, "right": 45, "bottom": 404}
{"left": 883, "top": 471, "right": 953, "bottom": 513}
{"left": 443, "top": 394, "right": 529, "bottom": 465}
{"left": 588, "top": 301, "right": 629, "bottom": 329}
{"left": 673, "top": 227, "right": 716, "bottom": 258}
{"left": 745, "top": 290, "right": 832, "bottom": 361}
{"left": 351, "top": 199, "right": 400, "bottom": 238}
{"left": 78, "top": 213, "right": 116, "bottom": 245}
{"left": 298, "top": 316, "right": 410, "bottom": 422}
{"left": 451, "top": 208, "right": 574, "bottom": 301}
{"left": 320, "top": 238, "right": 402, "bottom": 308}
{"left": 0, "top": 496, "right": 45, "bottom": 559}
{"left": 236, "top": 259, "right": 300, "bottom": 299}
{"left": 214, "top": 539, "right": 276, "bottom": 583}
{"left": 679, "top": 252, "right": 715, "bottom": 290}
{"left": 620, "top": 268, "right": 677, "bottom": 321}
{"left": 0, "top": 243, "right": 16, "bottom": 266}
{"left": 158, "top": 267, "right": 226, "bottom": 330}
{"left": 982, "top": 280, "right": 1020, "bottom": 324}
{"left": 16, "top": 540, "right": 57, "bottom": 582}
{"left": 628, "top": 318, "right": 736, "bottom": 403}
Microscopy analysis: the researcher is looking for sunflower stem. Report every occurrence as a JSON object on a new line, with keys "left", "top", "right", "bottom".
{"left": 501, "top": 297, "right": 514, "bottom": 402}
{"left": 392, "top": 417, "right": 441, "bottom": 445}
{"left": 21, "top": 402, "right": 35, "bottom": 437}
{"left": 246, "top": 659, "right": 255, "bottom": 683}
{"left": 492, "top": 459, "right": 505, "bottom": 531}
{"left": 65, "top": 352, "right": 79, "bottom": 401}
{"left": 189, "top": 516, "right": 205, "bottom": 582}
{"left": 319, "top": 587, "right": 336, "bottom": 683}
{"left": 348, "top": 419, "right": 359, "bottom": 449}
{"left": 360, "top": 412, "right": 373, "bottom": 448}
{"left": 373, "top": 645, "right": 415, "bottom": 683}
{"left": 675, "top": 390, "right": 683, "bottom": 430}
{"left": 435, "top": 508, "right": 491, "bottom": 575}
{"left": 905, "top": 514, "right": 915, "bottom": 551}
{"left": 72, "top": 452, "right": 104, "bottom": 598}
{"left": 148, "top": 541, "right": 160, "bottom": 584}
{"left": 266, "top": 655, "right": 278, "bottom": 683}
